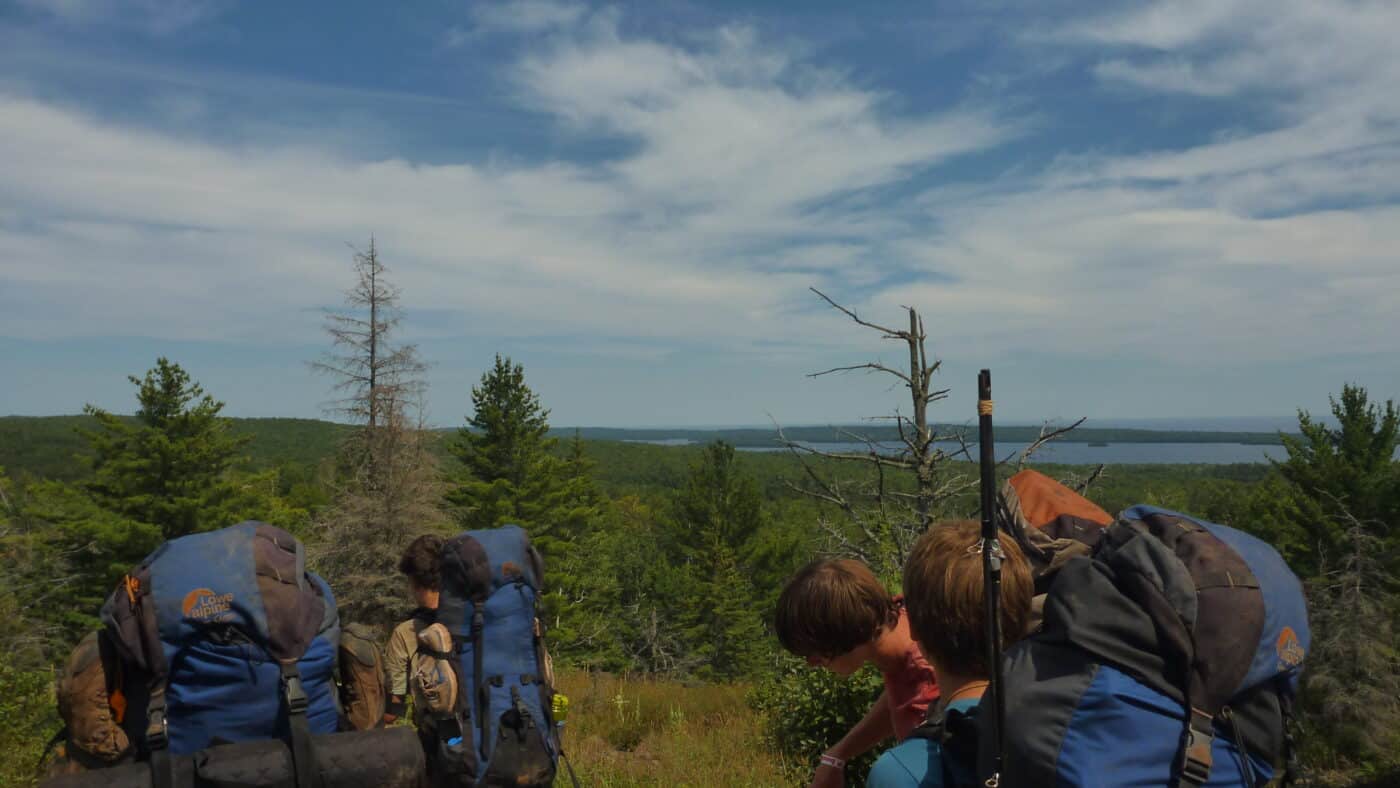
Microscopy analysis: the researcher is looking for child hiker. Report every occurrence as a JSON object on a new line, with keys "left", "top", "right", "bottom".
{"left": 866, "top": 520, "right": 1033, "bottom": 787}
{"left": 775, "top": 559, "right": 941, "bottom": 788}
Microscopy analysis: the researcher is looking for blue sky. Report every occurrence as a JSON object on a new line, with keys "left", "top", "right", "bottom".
{"left": 1, "top": 0, "right": 1397, "bottom": 428}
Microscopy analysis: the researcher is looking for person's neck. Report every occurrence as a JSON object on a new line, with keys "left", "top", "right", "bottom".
{"left": 869, "top": 609, "right": 915, "bottom": 674}
{"left": 934, "top": 665, "right": 989, "bottom": 705}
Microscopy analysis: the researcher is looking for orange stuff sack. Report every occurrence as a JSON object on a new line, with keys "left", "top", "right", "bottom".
{"left": 1001, "top": 469, "right": 1112, "bottom": 585}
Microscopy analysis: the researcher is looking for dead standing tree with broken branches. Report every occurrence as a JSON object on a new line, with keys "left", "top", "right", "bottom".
{"left": 778, "top": 288, "right": 978, "bottom": 577}
{"left": 781, "top": 289, "right": 1097, "bottom": 576}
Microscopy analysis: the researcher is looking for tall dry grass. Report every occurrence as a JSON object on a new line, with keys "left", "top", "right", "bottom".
{"left": 553, "top": 670, "right": 797, "bottom": 787}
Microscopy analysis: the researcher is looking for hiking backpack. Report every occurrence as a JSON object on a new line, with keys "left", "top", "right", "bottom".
{"left": 53, "top": 521, "right": 342, "bottom": 788}
{"left": 422, "top": 525, "right": 558, "bottom": 788}
{"left": 995, "top": 499, "right": 1310, "bottom": 787}
{"left": 338, "top": 622, "right": 388, "bottom": 732}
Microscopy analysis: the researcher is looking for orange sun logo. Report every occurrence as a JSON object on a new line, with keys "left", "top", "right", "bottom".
{"left": 1276, "top": 626, "right": 1305, "bottom": 669}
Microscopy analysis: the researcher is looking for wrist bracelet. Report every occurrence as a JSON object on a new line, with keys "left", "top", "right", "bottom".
{"left": 819, "top": 753, "right": 846, "bottom": 770}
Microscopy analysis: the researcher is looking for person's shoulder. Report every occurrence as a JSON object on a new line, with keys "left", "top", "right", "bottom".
{"left": 866, "top": 737, "right": 942, "bottom": 788}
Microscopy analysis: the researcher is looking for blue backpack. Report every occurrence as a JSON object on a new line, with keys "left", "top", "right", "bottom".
{"left": 995, "top": 506, "right": 1310, "bottom": 787}
{"left": 100, "top": 521, "right": 341, "bottom": 785}
{"left": 428, "top": 525, "right": 558, "bottom": 787}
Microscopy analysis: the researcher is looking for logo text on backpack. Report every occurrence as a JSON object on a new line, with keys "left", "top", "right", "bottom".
{"left": 1276, "top": 626, "right": 1304, "bottom": 669}
{"left": 182, "top": 588, "right": 235, "bottom": 622}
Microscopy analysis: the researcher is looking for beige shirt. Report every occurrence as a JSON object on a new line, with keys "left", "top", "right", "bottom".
{"left": 386, "top": 615, "right": 433, "bottom": 698}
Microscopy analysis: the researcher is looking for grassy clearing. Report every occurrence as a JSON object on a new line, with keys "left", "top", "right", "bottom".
{"left": 554, "top": 670, "right": 796, "bottom": 787}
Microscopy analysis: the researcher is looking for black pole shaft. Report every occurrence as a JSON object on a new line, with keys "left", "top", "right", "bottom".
{"left": 978, "top": 369, "right": 1005, "bottom": 783}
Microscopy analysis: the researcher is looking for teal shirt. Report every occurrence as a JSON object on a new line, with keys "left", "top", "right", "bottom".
{"left": 866, "top": 698, "right": 980, "bottom": 788}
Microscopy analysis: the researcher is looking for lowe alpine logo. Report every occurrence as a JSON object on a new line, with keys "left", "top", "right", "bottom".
{"left": 182, "top": 588, "right": 235, "bottom": 622}
{"left": 1276, "top": 626, "right": 1305, "bottom": 669}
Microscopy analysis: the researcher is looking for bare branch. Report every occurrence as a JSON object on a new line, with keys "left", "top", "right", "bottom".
{"left": 810, "top": 287, "right": 906, "bottom": 338}
{"left": 808, "top": 362, "right": 914, "bottom": 386}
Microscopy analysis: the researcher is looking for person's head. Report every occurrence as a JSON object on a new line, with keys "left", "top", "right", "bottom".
{"left": 775, "top": 558, "right": 900, "bottom": 676}
{"left": 398, "top": 534, "right": 444, "bottom": 610}
{"left": 902, "top": 519, "right": 1033, "bottom": 680}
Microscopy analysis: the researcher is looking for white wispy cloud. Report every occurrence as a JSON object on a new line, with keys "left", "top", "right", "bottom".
{"left": 1, "top": 0, "right": 1396, "bottom": 395}
{"left": 0, "top": 15, "right": 1008, "bottom": 359}
{"left": 15, "top": 0, "right": 226, "bottom": 35}
{"left": 470, "top": 0, "right": 587, "bottom": 35}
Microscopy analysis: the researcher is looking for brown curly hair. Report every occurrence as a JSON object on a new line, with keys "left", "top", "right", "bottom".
{"left": 397, "top": 534, "right": 444, "bottom": 592}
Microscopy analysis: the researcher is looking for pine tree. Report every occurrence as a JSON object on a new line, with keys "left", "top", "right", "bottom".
{"left": 80, "top": 357, "right": 250, "bottom": 541}
{"left": 446, "top": 356, "right": 597, "bottom": 556}
{"left": 671, "top": 441, "right": 765, "bottom": 558}
{"left": 668, "top": 441, "right": 769, "bottom": 679}
{"left": 1276, "top": 383, "right": 1399, "bottom": 575}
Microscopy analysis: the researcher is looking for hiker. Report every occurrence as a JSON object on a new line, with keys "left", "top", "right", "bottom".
{"left": 866, "top": 520, "right": 1033, "bottom": 788}
{"left": 775, "top": 558, "right": 940, "bottom": 788}
{"left": 417, "top": 526, "right": 562, "bottom": 787}
{"left": 385, "top": 533, "right": 444, "bottom": 728}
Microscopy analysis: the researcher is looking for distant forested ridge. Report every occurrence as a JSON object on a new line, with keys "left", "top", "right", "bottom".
{"left": 552, "top": 424, "right": 1296, "bottom": 446}
{"left": 0, "top": 414, "right": 1296, "bottom": 481}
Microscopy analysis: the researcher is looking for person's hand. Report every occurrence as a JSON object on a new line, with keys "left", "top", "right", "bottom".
{"left": 807, "top": 758, "right": 845, "bottom": 788}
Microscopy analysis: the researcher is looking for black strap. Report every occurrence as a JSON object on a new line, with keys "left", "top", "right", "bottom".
{"left": 1279, "top": 691, "right": 1301, "bottom": 787}
{"left": 145, "top": 681, "right": 177, "bottom": 788}
{"left": 472, "top": 601, "right": 488, "bottom": 762}
{"left": 281, "top": 661, "right": 322, "bottom": 788}
{"left": 559, "top": 746, "right": 583, "bottom": 788}
{"left": 36, "top": 726, "right": 69, "bottom": 771}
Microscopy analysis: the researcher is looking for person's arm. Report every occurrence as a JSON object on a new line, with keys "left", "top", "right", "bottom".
{"left": 383, "top": 623, "right": 413, "bottom": 724}
{"left": 808, "top": 690, "right": 896, "bottom": 788}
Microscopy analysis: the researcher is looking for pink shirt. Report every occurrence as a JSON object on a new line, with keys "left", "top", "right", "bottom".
{"left": 881, "top": 603, "right": 941, "bottom": 741}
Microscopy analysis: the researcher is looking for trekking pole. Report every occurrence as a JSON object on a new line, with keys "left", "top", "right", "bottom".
{"left": 978, "top": 369, "right": 1005, "bottom": 788}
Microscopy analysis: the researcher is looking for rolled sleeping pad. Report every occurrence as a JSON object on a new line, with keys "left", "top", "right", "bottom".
{"left": 42, "top": 728, "right": 427, "bottom": 788}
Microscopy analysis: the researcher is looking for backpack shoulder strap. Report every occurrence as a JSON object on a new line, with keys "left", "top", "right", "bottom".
{"left": 906, "top": 703, "right": 981, "bottom": 788}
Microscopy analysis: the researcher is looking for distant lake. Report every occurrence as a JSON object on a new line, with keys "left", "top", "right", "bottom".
{"left": 628, "top": 440, "right": 1291, "bottom": 465}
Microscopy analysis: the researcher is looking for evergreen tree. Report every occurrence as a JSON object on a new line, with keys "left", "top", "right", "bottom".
{"left": 1276, "top": 384, "right": 1399, "bottom": 574}
{"left": 446, "top": 356, "right": 597, "bottom": 556}
{"left": 80, "top": 357, "right": 250, "bottom": 542}
{"left": 668, "top": 441, "right": 769, "bottom": 679}
{"left": 671, "top": 441, "right": 765, "bottom": 558}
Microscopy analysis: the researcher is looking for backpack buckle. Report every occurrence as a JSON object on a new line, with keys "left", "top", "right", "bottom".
{"left": 281, "top": 663, "right": 309, "bottom": 715}
{"left": 144, "top": 705, "right": 169, "bottom": 751}
{"left": 1180, "top": 708, "right": 1215, "bottom": 785}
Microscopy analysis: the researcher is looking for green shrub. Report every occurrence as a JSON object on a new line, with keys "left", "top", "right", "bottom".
{"left": 0, "top": 662, "right": 60, "bottom": 788}
{"left": 749, "top": 655, "right": 884, "bottom": 783}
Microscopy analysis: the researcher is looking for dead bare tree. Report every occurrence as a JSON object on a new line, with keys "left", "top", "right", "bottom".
{"left": 309, "top": 239, "right": 446, "bottom": 627}
{"left": 777, "top": 289, "right": 979, "bottom": 576}
{"left": 312, "top": 237, "right": 428, "bottom": 487}
{"left": 782, "top": 289, "right": 1093, "bottom": 575}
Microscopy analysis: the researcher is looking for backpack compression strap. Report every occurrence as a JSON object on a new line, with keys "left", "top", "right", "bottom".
{"left": 145, "top": 680, "right": 178, "bottom": 788}
{"left": 280, "top": 661, "right": 322, "bottom": 788}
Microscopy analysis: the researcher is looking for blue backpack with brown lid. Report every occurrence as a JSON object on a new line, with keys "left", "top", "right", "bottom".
{"left": 995, "top": 505, "right": 1310, "bottom": 787}
{"left": 100, "top": 521, "right": 341, "bottom": 787}
{"left": 428, "top": 525, "right": 557, "bottom": 787}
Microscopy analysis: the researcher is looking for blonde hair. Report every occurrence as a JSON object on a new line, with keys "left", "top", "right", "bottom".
{"left": 902, "top": 520, "right": 1032, "bottom": 676}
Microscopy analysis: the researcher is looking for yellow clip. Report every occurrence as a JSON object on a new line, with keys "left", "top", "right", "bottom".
{"left": 552, "top": 692, "right": 570, "bottom": 723}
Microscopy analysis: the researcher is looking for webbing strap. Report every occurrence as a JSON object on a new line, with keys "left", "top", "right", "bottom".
{"left": 145, "top": 682, "right": 178, "bottom": 788}
{"left": 559, "top": 746, "right": 583, "bottom": 788}
{"left": 281, "top": 661, "right": 322, "bottom": 788}
{"left": 472, "top": 601, "right": 488, "bottom": 762}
